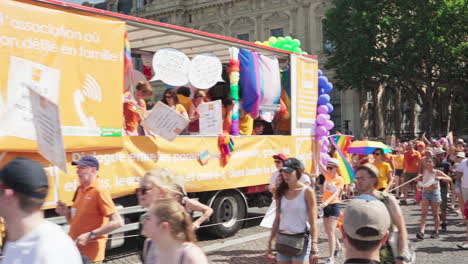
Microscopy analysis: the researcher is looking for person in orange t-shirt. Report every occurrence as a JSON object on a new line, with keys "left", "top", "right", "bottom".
{"left": 123, "top": 81, "right": 153, "bottom": 135}
{"left": 56, "top": 156, "right": 123, "bottom": 263}
{"left": 401, "top": 143, "right": 422, "bottom": 205}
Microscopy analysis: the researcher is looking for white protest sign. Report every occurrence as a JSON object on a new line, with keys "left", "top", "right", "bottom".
{"left": 188, "top": 53, "right": 223, "bottom": 89}
{"left": 4, "top": 56, "right": 60, "bottom": 140}
{"left": 29, "top": 88, "right": 67, "bottom": 173}
{"left": 150, "top": 48, "right": 190, "bottom": 86}
{"left": 141, "top": 101, "right": 189, "bottom": 141}
{"left": 199, "top": 100, "right": 222, "bottom": 135}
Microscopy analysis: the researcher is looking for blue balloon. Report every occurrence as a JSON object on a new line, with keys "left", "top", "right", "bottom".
{"left": 318, "top": 94, "right": 330, "bottom": 105}
{"left": 324, "top": 82, "right": 333, "bottom": 93}
{"left": 318, "top": 76, "right": 328, "bottom": 89}
{"left": 318, "top": 69, "right": 323, "bottom": 77}
{"left": 326, "top": 103, "right": 334, "bottom": 113}
{"left": 319, "top": 88, "right": 326, "bottom": 95}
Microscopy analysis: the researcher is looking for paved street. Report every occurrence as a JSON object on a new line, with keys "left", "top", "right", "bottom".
{"left": 104, "top": 200, "right": 468, "bottom": 264}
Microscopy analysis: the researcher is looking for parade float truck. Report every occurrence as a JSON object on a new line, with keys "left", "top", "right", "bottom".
{"left": 0, "top": 0, "right": 319, "bottom": 245}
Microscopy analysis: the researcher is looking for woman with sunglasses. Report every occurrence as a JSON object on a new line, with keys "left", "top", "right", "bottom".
{"left": 161, "top": 89, "right": 188, "bottom": 119}
{"left": 142, "top": 199, "right": 208, "bottom": 264}
{"left": 319, "top": 158, "right": 344, "bottom": 264}
{"left": 188, "top": 90, "right": 206, "bottom": 135}
{"left": 372, "top": 148, "right": 394, "bottom": 192}
{"left": 137, "top": 168, "right": 212, "bottom": 263}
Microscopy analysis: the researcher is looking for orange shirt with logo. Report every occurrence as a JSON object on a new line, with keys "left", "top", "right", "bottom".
{"left": 69, "top": 182, "right": 116, "bottom": 262}
{"left": 403, "top": 151, "right": 422, "bottom": 173}
{"left": 322, "top": 174, "right": 344, "bottom": 204}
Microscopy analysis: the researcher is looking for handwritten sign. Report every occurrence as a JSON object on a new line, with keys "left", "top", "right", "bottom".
{"left": 29, "top": 88, "right": 67, "bottom": 173}
{"left": 199, "top": 100, "right": 222, "bottom": 135}
{"left": 150, "top": 48, "right": 190, "bottom": 86}
{"left": 188, "top": 53, "right": 223, "bottom": 89}
{"left": 141, "top": 101, "right": 189, "bottom": 141}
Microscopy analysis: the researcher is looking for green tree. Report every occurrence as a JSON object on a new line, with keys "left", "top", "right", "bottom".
{"left": 324, "top": 0, "right": 467, "bottom": 138}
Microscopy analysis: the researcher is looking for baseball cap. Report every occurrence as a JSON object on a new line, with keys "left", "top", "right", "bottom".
{"left": 281, "top": 157, "right": 302, "bottom": 173}
{"left": 327, "top": 158, "right": 340, "bottom": 168}
{"left": 272, "top": 153, "right": 287, "bottom": 161}
{"left": 456, "top": 152, "right": 466, "bottom": 158}
{"left": 343, "top": 198, "right": 391, "bottom": 241}
{"left": 356, "top": 163, "right": 379, "bottom": 179}
{"left": 0, "top": 157, "right": 49, "bottom": 199}
{"left": 71, "top": 155, "right": 99, "bottom": 170}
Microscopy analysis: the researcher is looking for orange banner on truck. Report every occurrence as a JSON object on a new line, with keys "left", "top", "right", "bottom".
{"left": 0, "top": 136, "right": 317, "bottom": 209}
{"left": 0, "top": 0, "right": 125, "bottom": 151}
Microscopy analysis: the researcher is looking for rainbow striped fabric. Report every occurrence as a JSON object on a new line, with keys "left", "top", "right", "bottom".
{"left": 123, "top": 32, "right": 134, "bottom": 94}
{"left": 446, "top": 131, "right": 454, "bottom": 146}
{"left": 199, "top": 150, "right": 211, "bottom": 166}
{"left": 329, "top": 134, "right": 355, "bottom": 184}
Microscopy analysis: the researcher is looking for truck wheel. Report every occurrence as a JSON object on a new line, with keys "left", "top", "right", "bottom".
{"left": 206, "top": 191, "right": 246, "bottom": 238}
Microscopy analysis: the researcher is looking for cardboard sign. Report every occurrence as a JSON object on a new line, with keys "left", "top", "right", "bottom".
{"left": 29, "top": 88, "right": 67, "bottom": 173}
{"left": 188, "top": 53, "right": 223, "bottom": 89}
{"left": 150, "top": 48, "right": 190, "bottom": 86}
{"left": 199, "top": 100, "right": 222, "bottom": 135}
{"left": 141, "top": 101, "right": 189, "bottom": 141}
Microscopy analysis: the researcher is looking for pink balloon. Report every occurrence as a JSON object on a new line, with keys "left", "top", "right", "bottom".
{"left": 322, "top": 138, "right": 330, "bottom": 147}
{"left": 321, "top": 153, "right": 330, "bottom": 164}
{"left": 326, "top": 130, "right": 330, "bottom": 136}
{"left": 316, "top": 114, "right": 328, "bottom": 125}
{"left": 321, "top": 144, "right": 329, "bottom": 153}
{"left": 324, "top": 120, "right": 334, "bottom": 130}
{"left": 317, "top": 105, "right": 328, "bottom": 114}
{"left": 316, "top": 125, "right": 327, "bottom": 136}
{"left": 324, "top": 114, "right": 330, "bottom": 120}
{"left": 317, "top": 135, "right": 327, "bottom": 142}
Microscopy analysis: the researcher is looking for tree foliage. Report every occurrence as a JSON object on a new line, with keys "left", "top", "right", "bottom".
{"left": 323, "top": 0, "right": 467, "bottom": 136}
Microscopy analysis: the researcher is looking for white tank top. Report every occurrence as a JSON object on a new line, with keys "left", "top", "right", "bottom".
{"left": 279, "top": 187, "right": 309, "bottom": 233}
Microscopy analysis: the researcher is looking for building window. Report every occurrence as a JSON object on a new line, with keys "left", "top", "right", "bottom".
{"left": 270, "top": 28, "right": 284, "bottom": 37}
{"left": 237, "top": 33, "right": 250, "bottom": 41}
{"left": 159, "top": 17, "right": 169, "bottom": 23}
{"left": 136, "top": 0, "right": 143, "bottom": 12}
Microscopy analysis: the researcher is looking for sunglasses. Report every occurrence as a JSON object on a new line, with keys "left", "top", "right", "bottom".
{"left": 136, "top": 187, "right": 151, "bottom": 195}
{"left": 274, "top": 160, "right": 282, "bottom": 164}
{"left": 326, "top": 166, "right": 336, "bottom": 170}
{"left": 164, "top": 96, "right": 172, "bottom": 99}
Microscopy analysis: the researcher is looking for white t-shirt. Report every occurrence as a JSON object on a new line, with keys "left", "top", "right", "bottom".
{"left": 456, "top": 159, "right": 468, "bottom": 188}
{"left": 269, "top": 170, "right": 311, "bottom": 186}
{"left": 2, "top": 220, "right": 82, "bottom": 264}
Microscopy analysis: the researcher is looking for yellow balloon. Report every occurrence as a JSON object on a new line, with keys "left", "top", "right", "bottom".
{"left": 263, "top": 41, "right": 270, "bottom": 46}
{"left": 268, "top": 36, "right": 277, "bottom": 42}
{"left": 254, "top": 41, "right": 262, "bottom": 45}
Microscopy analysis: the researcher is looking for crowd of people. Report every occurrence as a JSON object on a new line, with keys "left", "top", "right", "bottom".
{"left": 0, "top": 134, "right": 467, "bottom": 264}
{"left": 123, "top": 82, "right": 288, "bottom": 136}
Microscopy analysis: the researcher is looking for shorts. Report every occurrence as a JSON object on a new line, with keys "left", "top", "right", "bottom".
{"left": 395, "top": 169, "right": 404, "bottom": 177}
{"left": 276, "top": 233, "right": 311, "bottom": 262}
{"left": 440, "top": 185, "right": 448, "bottom": 209}
{"left": 455, "top": 180, "right": 462, "bottom": 193}
{"left": 422, "top": 189, "right": 441, "bottom": 203}
{"left": 323, "top": 203, "right": 341, "bottom": 218}
{"left": 404, "top": 172, "right": 418, "bottom": 182}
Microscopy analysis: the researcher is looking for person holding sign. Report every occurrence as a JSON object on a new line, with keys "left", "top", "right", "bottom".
{"left": 161, "top": 89, "right": 189, "bottom": 119}
{"left": 188, "top": 90, "right": 207, "bottom": 134}
{"left": 124, "top": 81, "right": 153, "bottom": 135}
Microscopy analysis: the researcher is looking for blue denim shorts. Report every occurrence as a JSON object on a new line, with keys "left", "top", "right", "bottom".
{"left": 323, "top": 203, "right": 341, "bottom": 218}
{"left": 276, "top": 233, "right": 311, "bottom": 262}
{"left": 422, "top": 189, "right": 441, "bottom": 202}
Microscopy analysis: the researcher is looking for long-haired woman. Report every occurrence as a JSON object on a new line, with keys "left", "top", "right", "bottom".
{"left": 142, "top": 199, "right": 208, "bottom": 264}
{"left": 267, "top": 157, "right": 319, "bottom": 264}
{"left": 161, "top": 88, "right": 188, "bottom": 119}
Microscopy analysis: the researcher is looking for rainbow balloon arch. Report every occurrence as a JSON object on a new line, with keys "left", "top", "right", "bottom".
{"left": 315, "top": 70, "right": 335, "bottom": 165}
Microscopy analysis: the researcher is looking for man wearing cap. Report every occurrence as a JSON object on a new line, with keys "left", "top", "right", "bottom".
{"left": 354, "top": 164, "right": 409, "bottom": 264}
{"left": 342, "top": 197, "right": 392, "bottom": 264}
{"left": 56, "top": 155, "right": 123, "bottom": 263}
{"left": 455, "top": 151, "right": 468, "bottom": 249}
{"left": 0, "top": 157, "right": 82, "bottom": 263}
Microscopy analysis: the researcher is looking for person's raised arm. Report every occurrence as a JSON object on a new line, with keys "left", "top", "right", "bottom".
{"left": 184, "top": 198, "right": 213, "bottom": 230}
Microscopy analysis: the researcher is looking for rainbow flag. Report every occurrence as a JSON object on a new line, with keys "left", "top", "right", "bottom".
{"left": 198, "top": 150, "right": 211, "bottom": 166}
{"left": 330, "top": 134, "right": 355, "bottom": 184}
{"left": 123, "top": 32, "right": 134, "bottom": 94}
{"left": 446, "top": 131, "right": 454, "bottom": 146}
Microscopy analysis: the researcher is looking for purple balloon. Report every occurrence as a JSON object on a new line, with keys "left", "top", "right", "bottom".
{"left": 326, "top": 130, "right": 330, "bottom": 136}
{"left": 316, "top": 114, "right": 328, "bottom": 125}
{"left": 326, "top": 103, "right": 334, "bottom": 113}
{"left": 318, "top": 94, "right": 330, "bottom": 105}
{"left": 322, "top": 138, "right": 330, "bottom": 147}
{"left": 321, "top": 144, "right": 329, "bottom": 153}
{"left": 321, "top": 153, "right": 330, "bottom": 164}
{"left": 318, "top": 69, "right": 323, "bottom": 77}
{"left": 324, "top": 113, "right": 330, "bottom": 120}
{"left": 316, "top": 125, "right": 328, "bottom": 136}
{"left": 324, "top": 82, "right": 333, "bottom": 93}
{"left": 317, "top": 135, "right": 327, "bottom": 142}
{"left": 324, "top": 120, "right": 335, "bottom": 130}
{"left": 318, "top": 76, "right": 329, "bottom": 89}
{"left": 317, "top": 105, "right": 328, "bottom": 114}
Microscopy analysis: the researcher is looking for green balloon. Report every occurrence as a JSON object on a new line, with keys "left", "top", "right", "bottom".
{"left": 269, "top": 39, "right": 277, "bottom": 46}
{"left": 285, "top": 36, "right": 293, "bottom": 42}
{"left": 293, "top": 47, "right": 302, "bottom": 53}
{"left": 291, "top": 39, "right": 301, "bottom": 48}
{"left": 283, "top": 44, "right": 292, "bottom": 51}
{"left": 277, "top": 37, "right": 285, "bottom": 44}
{"left": 301, "top": 51, "right": 308, "bottom": 55}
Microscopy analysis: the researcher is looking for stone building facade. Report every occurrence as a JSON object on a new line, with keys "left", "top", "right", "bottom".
{"left": 102, "top": 0, "right": 362, "bottom": 136}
